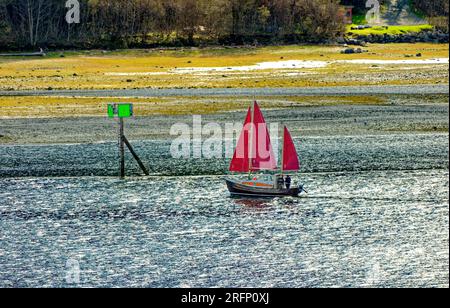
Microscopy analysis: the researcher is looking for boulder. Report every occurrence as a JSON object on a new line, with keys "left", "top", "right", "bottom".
{"left": 341, "top": 48, "right": 355, "bottom": 54}
{"left": 336, "top": 37, "right": 346, "bottom": 44}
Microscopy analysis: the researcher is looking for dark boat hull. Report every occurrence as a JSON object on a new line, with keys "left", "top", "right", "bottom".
{"left": 226, "top": 179, "right": 300, "bottom": 197}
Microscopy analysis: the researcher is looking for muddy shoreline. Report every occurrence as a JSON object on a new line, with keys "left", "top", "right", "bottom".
{"left": 0, "top": 102, "right": 448, "bottom": 178}
{"left": 1, "top": 84, "right": 448, "bottom": 98}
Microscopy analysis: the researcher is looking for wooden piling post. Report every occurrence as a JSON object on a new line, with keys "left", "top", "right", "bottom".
{"left": 119, "top": 117, "right": 125, "bottom": 178}
{"left": 110, "top": 103, "right": 148, "bottom": 178}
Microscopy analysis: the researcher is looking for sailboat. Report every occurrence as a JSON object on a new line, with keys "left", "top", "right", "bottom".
{"left": 226, "top": 101, "right": 305, "bottom": 197}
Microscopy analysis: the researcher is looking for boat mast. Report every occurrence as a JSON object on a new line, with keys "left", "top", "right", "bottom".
{"left": 248, "top": 101, "right": 255, "bottom": 178}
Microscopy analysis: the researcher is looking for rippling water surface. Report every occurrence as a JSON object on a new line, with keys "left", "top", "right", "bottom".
{"left": 0, "top": 133, "right": 449, "bottom": 288}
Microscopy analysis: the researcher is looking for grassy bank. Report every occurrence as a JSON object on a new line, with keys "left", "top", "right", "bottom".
{"left": 346, "top": 24, "right": 434, "bottom": 36}
{"left": 0, "top": 94, "right": 448, "bottom": 119}
{"left": 0, "top": 43, "right": 448, "bottom": 91}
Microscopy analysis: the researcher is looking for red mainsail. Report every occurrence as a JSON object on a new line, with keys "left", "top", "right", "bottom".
{"left": 282, "top": 127, "right": 300, "bottom": 172}
{"left": 251, "top": 102, "right": 277, "bottom": 171}
{"left": 230, "top": 102, "right": 278, "bottom": 173}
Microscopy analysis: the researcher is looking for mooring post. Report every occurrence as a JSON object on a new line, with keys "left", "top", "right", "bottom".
{"left": 109, "top": 103, "right": 148, "bottom": 178}
{"left": 119, "top": 117, "right": 125, "bottom": 178}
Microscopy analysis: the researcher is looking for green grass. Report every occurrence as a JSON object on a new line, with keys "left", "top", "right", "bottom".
{"left": 0, "top": 95, "right": 388, "bottom": 118}
{"left": 353, "top": 14, "right": 367, "bottom": 25}
{"left": 347, "top": 24, "right": 434, "bottom": 36}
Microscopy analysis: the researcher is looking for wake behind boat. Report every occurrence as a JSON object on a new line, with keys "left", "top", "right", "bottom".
{"left": 226, "top": 101, "right": 305, "bottom": 197}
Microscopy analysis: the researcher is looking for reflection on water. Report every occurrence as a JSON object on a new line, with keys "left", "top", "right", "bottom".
{"left": 234, "top": 198, "right": 271, "bottom": 208}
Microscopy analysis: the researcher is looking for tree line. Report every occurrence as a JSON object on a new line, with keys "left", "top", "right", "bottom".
{"left": 0, "top": 0, "right": 345, "bottom": 50}
{"left": 0, "top": 0, "right": 448, "bottom": 51}
{"left": 411, "top": 0, "right": 449, "bottom": 32}
{"left": 411, "top": 0, "right": 448, "bottom": 17}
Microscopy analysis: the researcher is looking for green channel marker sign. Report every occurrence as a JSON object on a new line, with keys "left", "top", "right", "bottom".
{"left": 108, "top": 103, "right": 133, "bottom": 118}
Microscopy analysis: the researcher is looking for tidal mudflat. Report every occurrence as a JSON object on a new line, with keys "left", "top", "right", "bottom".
{"left": 0, "top": 44, "right": 448, "bottom": 91}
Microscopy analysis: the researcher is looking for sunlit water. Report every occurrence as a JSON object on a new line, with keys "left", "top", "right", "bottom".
{"left": 0, "top": 133, "right": 449, "bottom": 288}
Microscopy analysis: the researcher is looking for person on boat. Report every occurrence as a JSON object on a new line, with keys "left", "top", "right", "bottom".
{"left": 277, "top": 175, "right": 285, "bottom": 190}
{"left": 285, "top": 175, "right": 292, "bottom": 190}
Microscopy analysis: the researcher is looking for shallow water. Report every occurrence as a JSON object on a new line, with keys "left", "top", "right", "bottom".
{"left": 0, "top": 131, "right": 449, "bottom": 287}
{"left": 171, "top": 58, "right": 449, "bottom": 75}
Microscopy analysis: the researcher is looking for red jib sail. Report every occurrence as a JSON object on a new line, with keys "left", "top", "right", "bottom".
{"left": 230, "top": 107, "right": 252, "bottom": 172}
{"left": 251, "top": 102, "right": 277, "bottom": 171}
{"left": 282, "top": 127, "right": 300, "bottom": 172}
